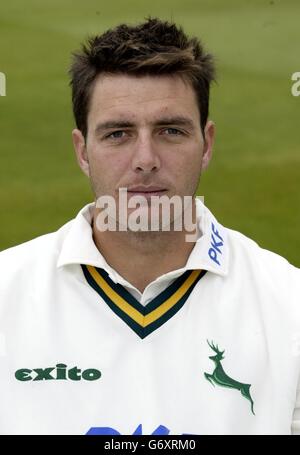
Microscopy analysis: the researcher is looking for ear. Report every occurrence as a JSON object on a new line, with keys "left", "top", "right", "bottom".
{"left": 201, "top": 120, "right": 215, "bottom": 171}
{"left": 72, "top": 128, "right": 90, "bottom": 177}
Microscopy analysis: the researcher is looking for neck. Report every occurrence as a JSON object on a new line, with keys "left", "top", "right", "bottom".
{"left": 91, "top": 201, "right": 198, "bottom": 292}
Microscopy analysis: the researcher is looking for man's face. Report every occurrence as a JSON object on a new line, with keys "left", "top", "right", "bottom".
{"left": 72, "top": 73, "right": 214, "bottom": 226}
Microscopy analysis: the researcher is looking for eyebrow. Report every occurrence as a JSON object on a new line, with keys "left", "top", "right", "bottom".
{"left": 94, "top": 116, "right": 195, "bottom": 135}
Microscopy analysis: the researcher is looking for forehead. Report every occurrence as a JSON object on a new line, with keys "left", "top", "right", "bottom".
{"left": 87, "top": 73, "right": 200, "bottom": 124}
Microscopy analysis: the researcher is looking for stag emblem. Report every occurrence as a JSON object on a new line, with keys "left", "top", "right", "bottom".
{"left": 204, "top": 340, "right": 255, "bottom": 415}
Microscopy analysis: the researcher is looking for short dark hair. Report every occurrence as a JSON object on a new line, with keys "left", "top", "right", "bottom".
{"left": 69, "top": 17, "right": 216, "bottom": 139}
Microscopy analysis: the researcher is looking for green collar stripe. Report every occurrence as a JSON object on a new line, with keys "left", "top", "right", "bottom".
{"left": 81, "top": 264, "right": 206, "bottom": 339}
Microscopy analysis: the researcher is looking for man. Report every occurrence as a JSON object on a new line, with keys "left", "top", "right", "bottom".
{"left": 0, "top": 17, "right": 299, "bottom": 435}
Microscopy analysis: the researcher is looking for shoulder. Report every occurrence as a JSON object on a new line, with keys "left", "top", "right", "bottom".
{"left": 0, "top": 220, "right": 73, "bottom": 279}
{"left": 226, "top": 226, "right": 300, "bottom": 291}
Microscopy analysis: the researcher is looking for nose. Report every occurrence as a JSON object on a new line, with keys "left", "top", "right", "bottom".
{"left": 131, "top": 133, "right": 161, "bottom": 174}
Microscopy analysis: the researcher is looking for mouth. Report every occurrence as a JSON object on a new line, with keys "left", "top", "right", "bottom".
{"left": 126, "top": 187, "right": 168, "bottom": 197}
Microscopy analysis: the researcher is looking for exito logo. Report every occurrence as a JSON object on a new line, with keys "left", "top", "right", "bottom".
{"left": 0, "top": 72, "right": 6, "bottom": 96}
{"left": 15, "top": 363, "right": 102, "bottom": 381}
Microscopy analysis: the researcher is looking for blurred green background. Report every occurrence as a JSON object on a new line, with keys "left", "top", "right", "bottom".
{"left": 0, "top": 0, "right": 299, "bottom": 265}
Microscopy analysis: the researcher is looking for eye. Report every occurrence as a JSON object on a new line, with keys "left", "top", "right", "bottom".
{"left": 106, "top": 130, "right": 126, "bottom": 139}
{"left": 163, "top": 127, "right": 183, "bottom": 136}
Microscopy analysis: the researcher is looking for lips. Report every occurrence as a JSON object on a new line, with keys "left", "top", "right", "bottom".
{"left": 127, "top": 186, "right": 167, "bottom": 196}
{"left": 128, "top": 186, "right": 166, "bottom": 192}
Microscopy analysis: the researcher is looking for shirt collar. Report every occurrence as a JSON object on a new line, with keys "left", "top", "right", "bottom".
{"left": 185, "top": 197, "right": 229, "bottom": 276}
{"left": 56, "top": 197, "right": 229, "bottom": 278}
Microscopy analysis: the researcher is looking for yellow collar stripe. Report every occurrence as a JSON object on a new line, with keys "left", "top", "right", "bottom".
{"left": 86, "top": 264, "right": 145, "bottom": 325}
{"left": 86, "top": 265, "right": 201, "bottom": 327}
{"left": 81, "top": 264, "right": 207, "bottom": 338}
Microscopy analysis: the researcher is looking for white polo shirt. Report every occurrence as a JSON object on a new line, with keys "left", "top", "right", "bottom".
{"left": 0, "top": 198, "right": 300, "bottom": 435}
